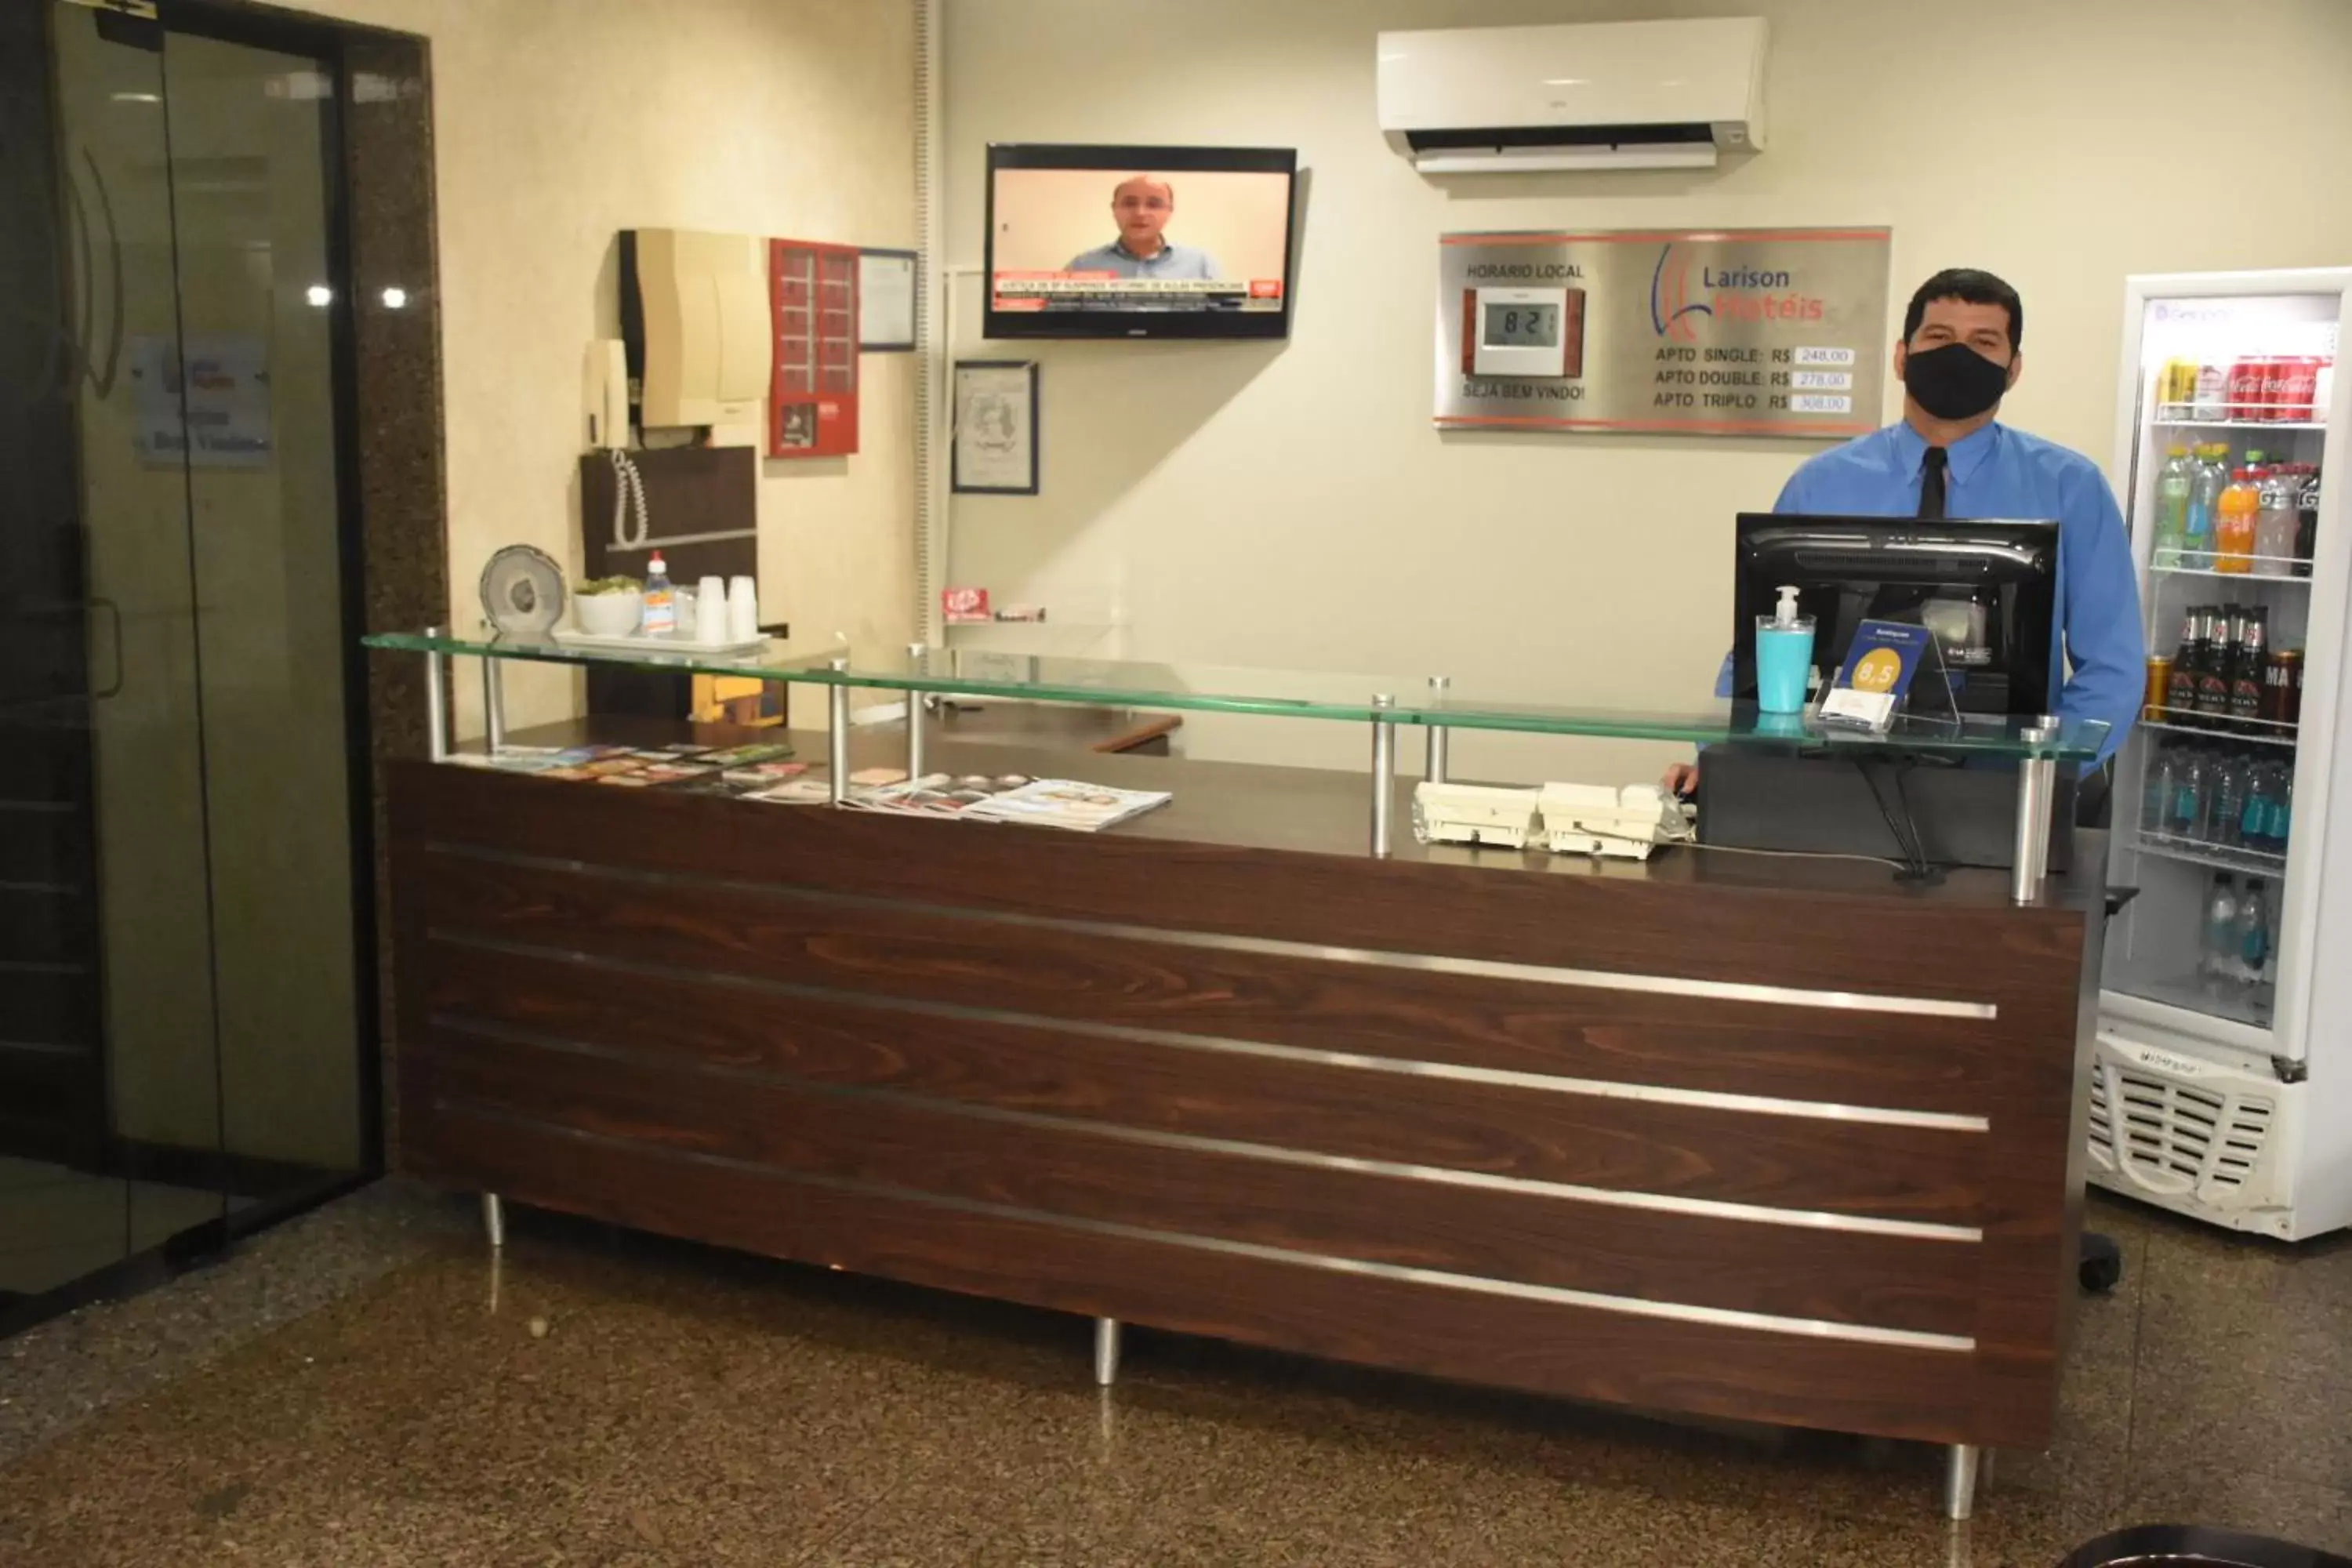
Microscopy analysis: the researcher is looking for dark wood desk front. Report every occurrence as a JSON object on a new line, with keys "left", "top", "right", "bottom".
{"left": 387, "top": 725, "right": 2101, "bottom": 1450}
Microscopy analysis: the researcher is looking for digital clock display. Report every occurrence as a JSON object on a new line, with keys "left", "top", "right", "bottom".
{"left": 1483, "top": 302, "right": 1559, "bottom": 347}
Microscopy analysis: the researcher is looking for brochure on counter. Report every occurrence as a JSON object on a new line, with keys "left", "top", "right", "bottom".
{"left": 842, "top": 774, "right": 1171, "bottom": 831}
{"left": 443, "top": 746, "right": 1171, "bottom": 830}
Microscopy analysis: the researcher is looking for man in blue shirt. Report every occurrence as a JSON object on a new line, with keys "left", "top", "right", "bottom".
{"left": 1065, "top": 176, "right": 1222, "bottom": 280}
{"left": 1668, "top": 267, "right": 2146, "bottom": 797}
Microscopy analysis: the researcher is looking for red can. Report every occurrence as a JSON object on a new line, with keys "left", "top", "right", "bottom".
{"left": 2227, "top": 358, "right": 2267, "bottom": 420}
{"left": 2280, "top": 357, "right": 2320, "bottom": 422}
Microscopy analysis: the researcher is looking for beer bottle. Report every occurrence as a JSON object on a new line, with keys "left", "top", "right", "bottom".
{"left": 2230, "top": 608, "right": 2269, "bottom": 727}
{"left": 2167, "top": 605, "right": 2205, "bottom": 721}
{"left": 2194, "top": 606, "right": 2237, "bottom": 724}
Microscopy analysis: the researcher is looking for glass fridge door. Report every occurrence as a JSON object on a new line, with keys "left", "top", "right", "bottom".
{"left": 2105, "top": 291, "right": 2339, "bottom": 1043}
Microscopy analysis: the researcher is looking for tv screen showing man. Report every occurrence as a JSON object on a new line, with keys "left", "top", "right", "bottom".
{"left": 989, "top": 163, "right": 1290, "bottom": 316}
{"left": 1065, "top": 176, "right": 1221, "bottom": 280}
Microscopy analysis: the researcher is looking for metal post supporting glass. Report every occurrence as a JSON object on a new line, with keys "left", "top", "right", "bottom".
{"left": 906, "top": 641, "right": 928, "bottom": 779}
{"left": 423, "top": 624, "right": 450, "bottom": 762}
{"left": 1426, "top": 675, "right": 1450, "bottom": 785}
{"left": 481, "top": 643, "right": 506, "bottom": 756}
{"left": 827, "top": 659, "right": 852, "bottom": 804}
{"left": 1370, "top": 694, "right": 1396, "bottom": 858}
{"left": 481, "top": 1192, "right": 506, "bottom": 1250}
{"left": 2010, "top": 719, "right": 2060, "bottom": 906}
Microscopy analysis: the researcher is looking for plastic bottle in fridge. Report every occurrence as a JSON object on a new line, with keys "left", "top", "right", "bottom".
{"left": 2240, "top": 760, "right": 2279, "bottom": 852}
{"left": 2184, "top": 448, "right": 2226, "bottom": 568}
{"left": 2209, "top": 750, "right": 2249, "bottom": 846}
{"left": 2205, "top": 873, "right": 2242, "bottom": 993}
{"left": 2292, "top": 463, "right": 2320, "bottom": 575}
{"left": 2153, "top": 446, "right": 2192, "bottom": 568}
{"left": 2214, "top": 468, "right": 2259, "bottom": 573}
{"left": 2253, "top": 467, "right": 2298, "bottom": 575}
{"left": 2235, "top": 878, "right": 2273, "bottom": 1007}
{"left": 2169, "top": 746, "right": 2210, "bottom": 840}
{"left": 2143, "top": 744, "right": 2179, "bottom": 832}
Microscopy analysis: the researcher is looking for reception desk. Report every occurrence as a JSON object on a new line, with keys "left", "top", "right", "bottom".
{"left": 372, "top": 633, "right": 2108, "bottom": 1520}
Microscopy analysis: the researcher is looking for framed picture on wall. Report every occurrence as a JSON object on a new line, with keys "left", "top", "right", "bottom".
{"left": 858, "top": 247, "right": 917, "bottom": 352}
{"left": 952, "top": 360, "right": 1038, "bottom": 495}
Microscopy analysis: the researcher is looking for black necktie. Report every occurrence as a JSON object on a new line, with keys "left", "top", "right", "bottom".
{"left": 1918, "top": 446, "right": 1949, "bottom": 519}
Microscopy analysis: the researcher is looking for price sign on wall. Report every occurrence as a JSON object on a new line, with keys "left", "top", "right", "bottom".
{"left": 1435, "top": 227, "right": 1893, "bottom": 439}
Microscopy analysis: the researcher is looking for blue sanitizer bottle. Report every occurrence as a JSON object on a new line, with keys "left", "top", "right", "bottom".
{"left": 1755, "top": 584, "right": 1816, "bottom": 716}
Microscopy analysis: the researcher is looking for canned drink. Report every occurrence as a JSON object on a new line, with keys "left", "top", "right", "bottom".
{"left": 2281, "top": 357, "right": 2320, "bottom": 422}
{"left": 2265, "top": 648, "right": 2304, "bottom": 728}
{"left": 2260, "top": 357, "right": 2295, "bottom": 421}
{"left": 2144, "top": 655, "right": 2173, "bottom": 719}
{"left": 2227, "top": 358, "right": 2266, "bottom": 420}
{"left": 2194, "top": 362, "right": 2231, "bottom": 419}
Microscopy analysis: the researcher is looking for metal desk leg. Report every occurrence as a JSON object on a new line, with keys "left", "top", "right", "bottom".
{"left": 1370, "top": 694, "right": 1396, "bottom": 858}
{"left": 1093, "top": 1316, "right": 1121, "bottom": 1387}
{"left": 423, "top": 625, "right": 450, "bottom": 763}
{"left": 1944, "top": 1442, "right": 1980, "bottom": 1522}
{"left": 481, "top": 1192, "right": 506, "bottom": 1250}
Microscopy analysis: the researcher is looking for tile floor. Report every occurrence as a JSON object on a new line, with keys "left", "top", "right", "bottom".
{"left": 1, "top": 1180, "right": 2347, "bottom": 1566}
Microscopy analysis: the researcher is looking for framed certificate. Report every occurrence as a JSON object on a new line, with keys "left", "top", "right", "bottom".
{"left": 858, "top": 247, "right": 917, "bottom": 352}
{"left": 952, "top": 360, "right": 1038, "bottom": 495}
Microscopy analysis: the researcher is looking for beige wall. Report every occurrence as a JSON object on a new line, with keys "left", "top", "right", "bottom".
{"left": 294, "top": 0, "right": 920, "bottom": 732}
{"left": 942, "top": 0, "right": 2352, "bottom": 779}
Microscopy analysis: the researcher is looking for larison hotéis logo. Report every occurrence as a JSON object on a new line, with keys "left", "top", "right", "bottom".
{"left": 1651, "top": 245, "right": 1825, "bottom": 341}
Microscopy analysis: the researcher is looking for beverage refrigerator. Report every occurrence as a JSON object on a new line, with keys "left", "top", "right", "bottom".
{"left": 2095, "top": 267, "right": 2350, "bottom": 1239}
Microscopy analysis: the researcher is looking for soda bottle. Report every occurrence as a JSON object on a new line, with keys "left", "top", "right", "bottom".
{"left": 2292, "top": 463, "right": 2320, "bottom": 575}
{"left": 2185, "top": 448, "right": 2227, "bottom": 568}
{"left": 2153, "top": 445, "right": 2192, "bottom": 568}
{"left": 2195, "top": 606, "right": 2237, "bottom": 721}
{"left": 2229, "top": 607, "right": 2269, "bottom": 724}
{"left": 2214, "top": 468, "right": 2259, "bottom": 572}
{"left": 2166, "top": 604, "right": 2205, "bottom": 719}
{"left": 2205, "top": 873, "right": 2242, "bottom": 993}
{"left": 2236, "top": 878, "right": 2272, "bottom": 1004}
{"left": 2253, "top": 469, "right": 2297, "bottom": 575}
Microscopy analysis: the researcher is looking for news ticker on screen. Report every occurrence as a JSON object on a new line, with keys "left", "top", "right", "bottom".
{"left": 991, "top": 273, "right": 1286, "bottom": 312}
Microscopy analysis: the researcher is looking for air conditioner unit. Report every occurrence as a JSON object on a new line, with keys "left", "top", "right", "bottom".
{"left": 1376, "top": 18, "right": 1767, "bottom": 175}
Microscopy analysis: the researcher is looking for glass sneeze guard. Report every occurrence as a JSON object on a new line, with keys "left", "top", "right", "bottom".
{"left": 363, "top": 629, "right": 2111, "bottom": 763}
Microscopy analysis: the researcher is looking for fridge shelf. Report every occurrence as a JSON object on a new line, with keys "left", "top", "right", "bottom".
{"left": 2125, "top": 832, "right": 2288, "bottom": 877}
{"left": 2149, "top": 417, "right": 2330, "bottom": 431}
{"left": 2110, "top": 967, "right": 2274, "bottom": 1031}
{"left": 2150, "top": 561, "right": 2316, "bottom": 581}
{"left": 2140, "top": 716, "right": 2299, "bottom": 749}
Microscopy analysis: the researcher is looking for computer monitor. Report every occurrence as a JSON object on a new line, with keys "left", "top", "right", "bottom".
{"left": 1730, "top": 514, "right": 2063, "bottom": 719}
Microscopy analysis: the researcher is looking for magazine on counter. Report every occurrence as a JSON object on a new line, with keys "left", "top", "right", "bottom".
{"left": 960, "top": 779, "right": 1171, "bottom": 833}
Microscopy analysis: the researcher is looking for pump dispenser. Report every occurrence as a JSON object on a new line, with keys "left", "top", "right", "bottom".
{"left": 1755, "top": 583, "right": 1816, "bottom": 715}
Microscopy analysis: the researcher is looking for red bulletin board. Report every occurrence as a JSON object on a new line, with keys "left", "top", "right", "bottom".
{"left": 767, "top": 238, "right": 860, "bottom": 458}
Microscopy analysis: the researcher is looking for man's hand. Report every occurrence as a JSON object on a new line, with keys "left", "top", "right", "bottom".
{"left": 1661, "top": 762, "right": 1700, "bottom": 798}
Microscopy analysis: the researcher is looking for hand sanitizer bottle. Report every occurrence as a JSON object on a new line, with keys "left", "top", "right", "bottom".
{"left": 642, "top": 551, "right": 675, "bottom": 637}
{"left": 1755, "top": 584, "right": 1815, "bottom": 715}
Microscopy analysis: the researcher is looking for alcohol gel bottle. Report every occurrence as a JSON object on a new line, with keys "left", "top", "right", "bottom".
{"left": 642, "top": 551, "right": 676, "bottom": 636}
{"left": 1755, "top": 585, "right": 1814, "bottom": 716}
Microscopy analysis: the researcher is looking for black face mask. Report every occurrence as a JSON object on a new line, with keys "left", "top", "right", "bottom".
{"left": 1904, "top": 341, "right": 2012, "bottom": 421}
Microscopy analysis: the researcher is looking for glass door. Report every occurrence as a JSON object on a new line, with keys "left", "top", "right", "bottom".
{"left": 2, "top": 0, "right": 371, "bottom": 1328}
{"left": 2107, "top": 291, "right": 2339, "bottom": 1043}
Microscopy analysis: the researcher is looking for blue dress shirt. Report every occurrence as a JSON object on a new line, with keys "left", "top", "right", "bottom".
{"left": 1775, "top": 420, "right": 2145, "bottom": 764}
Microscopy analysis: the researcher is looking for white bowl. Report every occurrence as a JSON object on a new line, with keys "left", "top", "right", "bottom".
{"left": 574, "top": 590, "right": 642, "bottom": 637}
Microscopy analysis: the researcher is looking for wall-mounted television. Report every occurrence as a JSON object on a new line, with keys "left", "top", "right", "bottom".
{"left": 983, "top": 143, "right": 1299, "bottom": 340}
